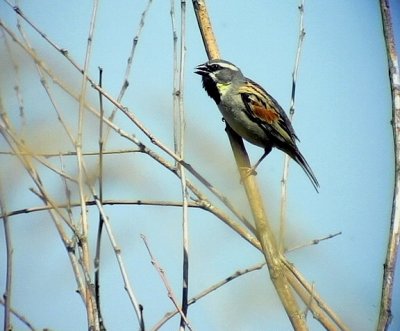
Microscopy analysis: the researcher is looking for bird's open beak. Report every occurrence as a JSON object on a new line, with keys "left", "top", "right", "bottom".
{"left": 194, "top": 63, "right": 209, "bottom": 75}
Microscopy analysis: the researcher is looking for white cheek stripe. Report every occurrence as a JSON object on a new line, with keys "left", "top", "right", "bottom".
{"left": 209, "top": 72, "right": 217, "bottom": 80}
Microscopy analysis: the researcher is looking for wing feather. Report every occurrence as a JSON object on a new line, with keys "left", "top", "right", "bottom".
{"left": 238, "top": 80, "right": 298, "bottom": 146}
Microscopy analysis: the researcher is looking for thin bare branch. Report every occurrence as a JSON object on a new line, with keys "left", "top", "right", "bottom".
{"left": 0, "top": 298, "right": 36, "bottom": 331}
{"left": 141, "top": 234, "right": 193, "bottom": 331}
{"left": 0, "top": 199, "right": 200, "bottom": 219}
{"left": 104, "top": 0, "right": 154, "bottom": 143}
{"left": 58, "top": 154, "right": 75, "bottom": 229}
{"left": 76, "top": 2, "right": 100, "bottom": 328}
{"left": 94, "top": 66, "right": 106, "bottom": 331}
{"left": 171, "top": 0, "right": 180, "bottom": 155}
{"left": 92, "top": 196, "right": 145, "bottom": 330}
{"left": 279, "top": 0, "right": 306, "bottom": 253}
{"left": 152, "top": 262, "right": 266, "bottom": 330}
{"left": 378, "top": 0, "right": 400, "bottom": 330}
{"left": 118, "top": 0, "right": 153, "bottom": 102}
{"left": 283, "top": 260, "right": 350, "bottom": 331}
{"left": 0, "top": 183, "right": 13, "bottom": 331}
{"left": 0, "top": 148, "right": 143, "bottom": 157}
{"left": 178, "top": 1, "right": 189, "bottom": 329}
{"left": 1, "top": 29, "right": 25, "bottom": 127}
{"left": 15, "top": 17, "right": 75, "bottom": 145}
{"left": 286, "top": 232, "right": 342, "bottom": 253}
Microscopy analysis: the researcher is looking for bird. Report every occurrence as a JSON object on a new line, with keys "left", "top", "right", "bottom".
{"left": 194, "top": 59, "right": 319, "bottom": 191}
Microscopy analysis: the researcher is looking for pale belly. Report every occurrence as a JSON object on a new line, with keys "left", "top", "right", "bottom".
{"left": 218, "top": 103, "right": 270, "bottom": 148}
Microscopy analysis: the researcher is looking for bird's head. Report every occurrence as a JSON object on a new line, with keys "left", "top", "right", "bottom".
{"left": 195, "top": 59, "right": 243, "bottom": 103}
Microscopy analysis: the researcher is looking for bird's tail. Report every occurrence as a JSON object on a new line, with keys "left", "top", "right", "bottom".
{"left": 291, "top": 149, "right": 319, "bottom": 192}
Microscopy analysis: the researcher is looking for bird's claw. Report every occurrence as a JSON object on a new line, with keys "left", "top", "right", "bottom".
{"left": 239, "top": 166, "right": 257, "bottom": 183}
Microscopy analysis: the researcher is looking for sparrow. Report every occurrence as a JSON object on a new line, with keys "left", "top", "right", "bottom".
{"left": 194, "top": 59, "right": 319, "bottom": 191}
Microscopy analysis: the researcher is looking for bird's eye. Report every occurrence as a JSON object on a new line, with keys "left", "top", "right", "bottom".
{"left": 210, "top": 64, "right": 221, "bottom": 71}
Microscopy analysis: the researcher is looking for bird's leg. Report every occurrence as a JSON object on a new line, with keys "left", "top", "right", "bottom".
{"left": 240, "top": 146, "right": 272, "bottom": 179}
{"left": 252, "top": 146, "right": 272, "bottom": 173}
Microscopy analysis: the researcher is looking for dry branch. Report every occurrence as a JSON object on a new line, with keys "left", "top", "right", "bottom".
{"left": 378, "top": 0, "right": 400, "bottom": 330}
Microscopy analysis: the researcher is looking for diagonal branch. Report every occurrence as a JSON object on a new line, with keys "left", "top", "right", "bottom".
{"left": 142, "top": 234, "right": 193, "bottom": 331}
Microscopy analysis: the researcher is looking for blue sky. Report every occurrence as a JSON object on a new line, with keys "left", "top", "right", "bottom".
{"left": 1, "top": 1, "right": 400, "bottom": 330}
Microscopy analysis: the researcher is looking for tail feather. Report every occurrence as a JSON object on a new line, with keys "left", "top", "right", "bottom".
{"left": 292, "top": 149, "right": 319, "bottom": 192}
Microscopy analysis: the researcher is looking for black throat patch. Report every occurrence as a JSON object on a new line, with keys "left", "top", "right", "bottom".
{"left": 202, "top": 76, "right": 220, "bottom": 104}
